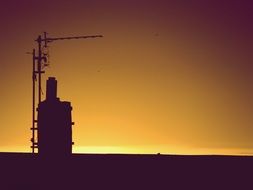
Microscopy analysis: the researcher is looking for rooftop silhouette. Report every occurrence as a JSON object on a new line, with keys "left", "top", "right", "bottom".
{"left": 0, "top": 152, "right": 252, "bottom": 189}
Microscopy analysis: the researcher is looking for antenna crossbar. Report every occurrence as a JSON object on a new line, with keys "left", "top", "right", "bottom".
{"left": 42, "top": 35, "right": 103, "bottom": 43}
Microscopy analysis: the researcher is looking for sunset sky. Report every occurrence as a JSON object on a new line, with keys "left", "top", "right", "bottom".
{"left": 0, "top": 0, "right": 252, "bottom": 155}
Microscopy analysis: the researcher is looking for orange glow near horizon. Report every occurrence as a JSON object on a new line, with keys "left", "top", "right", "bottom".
{"left": 1, "top": 145, "right": 253, "bottom": 156}
{"left": 0, "top": 1, "right": 253, "bottom": 155}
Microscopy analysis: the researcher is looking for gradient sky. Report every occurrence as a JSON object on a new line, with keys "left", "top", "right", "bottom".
{"left": 0, "top": 0, "right": 253, "bottom": 154}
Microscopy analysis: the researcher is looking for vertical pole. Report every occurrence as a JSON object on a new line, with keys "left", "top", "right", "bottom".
{"left": 35, "top": 35, "right": 45, "bottom": 153}
{"left": 38, "top": 35, "right": 42, "bottom": 104}
{"left": 32, "top": 49, "right": 36, "bottom": 153}
{"left": 32, "top": 34, "right": 43, "bottom": 153}
{"left": 44, "top": 32, "right": 48, "bottom": 47}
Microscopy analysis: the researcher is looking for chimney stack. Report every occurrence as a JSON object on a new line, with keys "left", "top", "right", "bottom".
{"left": 46, "top": 77, "right": 57, "bottom": 101}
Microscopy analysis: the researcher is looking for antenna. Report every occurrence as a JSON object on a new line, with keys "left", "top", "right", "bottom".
{"left": 30, "top": 32, "right": 103, "bottom": 153}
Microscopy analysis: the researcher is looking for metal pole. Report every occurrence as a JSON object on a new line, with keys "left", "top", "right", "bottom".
{"left": 32, "top": 49, "right": 35, "bottom": 153}
{"left": 38, "top": 35, "right": 42, "bottom": 104}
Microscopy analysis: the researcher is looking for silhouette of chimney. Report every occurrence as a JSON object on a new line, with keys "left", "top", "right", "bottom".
{"left": 37, "top": 77, "right": 74, "bottom": 157}
{"left": 46, "top": 77, "right": 57, "bottom": 101}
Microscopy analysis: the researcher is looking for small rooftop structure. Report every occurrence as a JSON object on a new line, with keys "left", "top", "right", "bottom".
{"left": 37, "top": 77, "right": 74, "bottom": 156}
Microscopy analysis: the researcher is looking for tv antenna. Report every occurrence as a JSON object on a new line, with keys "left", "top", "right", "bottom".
{"left": 30, "top": 32, "right": 103, "bottom": 153}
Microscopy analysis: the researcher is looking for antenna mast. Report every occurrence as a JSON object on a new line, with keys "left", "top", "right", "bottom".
{"left": 31, "top": 32, "right": 103, "bottom": 153}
